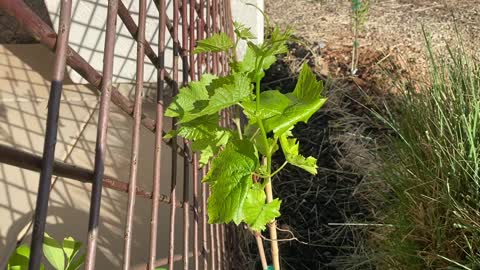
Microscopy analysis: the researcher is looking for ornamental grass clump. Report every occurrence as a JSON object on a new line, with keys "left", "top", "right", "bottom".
{"left": 369, "top": 35, "right": 480, "bottom": 269}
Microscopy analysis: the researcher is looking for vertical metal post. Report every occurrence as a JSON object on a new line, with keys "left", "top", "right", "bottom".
{"left": 208, "top": 187, "right": 216, "bottom": 270}
{"left": 181, "top": 0, "right": 191, "bottom": 269}
{"left": 122, "top": 0, "right": 147, "bottom": 268}
{"left": 212, "top": 0, "right": 218, "bottom": 74}
{"left": 205, "top": 0, "right": 211, "bottom": 73}
{"left": 149, "top": 0, "right": 167, "bottom": 268}
{"left": 28, "top": 1, "right": 72, "bottom": 269}
{"left": 201, "top": 166, "right": 209, "bottom": 270}
{"left": 84, "top": 0, "right": 118, "bottom": 268}
{"left": 168, "top": 0, "right": 180, "bottom": 269}
{"left": 189, "top": 2, "right": 199, "bottom": 270}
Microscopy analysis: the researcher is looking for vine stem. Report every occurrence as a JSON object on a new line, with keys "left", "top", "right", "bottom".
{"left": 264, "top": 156, "right": 280, "bottom": 270}
{"left": 252, "top": 161, "right": 288, "bottom": 180}
{"left": 254, "top": 54, "right": 281, "bottom": 269}
{"left": 255, "top": 232, "right": 268, "bottom": 270}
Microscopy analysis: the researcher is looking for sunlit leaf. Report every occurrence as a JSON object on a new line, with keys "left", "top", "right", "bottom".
{"left": 293, "top": 63, "right": 324, "bottom": 100}
{"left": 165, "top": 74, "right": 216, "bottom": 122}
{"left": 279, "top": 131, "right": 318, "bottom": 174}
{"left": 234, "top": 21, "right": 256, "bottom": 40}
{"left": 243, "top": 184, "right": 281, "bottom": 232}
{"left": 62, "top": 236, "right": 82, "bottom": 263}
{"left": 193, "top": 32, "right": 233, "bottom": 54}
{"left": 242, "top": 90, "right": 292, "bottom": 123}
{"left": 205, "top": 140, "right": 259, "bottom": 224}
{"left": 43, "top": 233, "right": 65, "bottom": 270}
{"left": 264, "top": 94, "right": 327, "bottom": 136}
{"left": 7, "top": 245, "right": 45, "bottom": 270}
{"left": 65, "top": 254, "right": 85, "bottom": 270}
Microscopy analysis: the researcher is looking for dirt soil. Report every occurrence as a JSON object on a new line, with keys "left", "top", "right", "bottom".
{"left": 266, "top": 0, "right": 480, "bottom": 79}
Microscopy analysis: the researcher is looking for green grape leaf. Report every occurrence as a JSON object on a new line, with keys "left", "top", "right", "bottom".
{"left": 264, "top": 64, "right": 326, "bottom": 135}
{"left": 243, "top": 184, "right": 281, "bottom": 232}
{"left": 243, "top": 90, "right": 292, "bottom": 123}
{"left": 264, "top": 94, "right": 327, "bottom": 136}
{"left": 193, "top": 32, "right": 233, "bottom": 54}
{"left": 165, "top": 74, "right": 216, "bottom": 121}
{"left": 192, "top": 129, "right": 233, "bottom": 165}
{"left": 7, "top": 245, "right": 45, "bottom": 270}
{"left": 196, "top": 145, "right": 214, "bottom": 165}
{"left": 231, "top": 46, "right": 256, "bottom": 74}
{"left": 200, "top": 73, "right": 252, "bottom": 116}
{"left": 254, "top": 137, "right": 279, "bottom": 157}
{"left": 43, "top": 233, "right": 65, "bottom": 270}
{"left": 293, "top": 63, "right": 324, "bottom": 100}
{"left": 234, "top": 21, "right": 256, "bottom": 40}
{"left": 264, "top": 27, "right": 293, "bottom": 56}
{"left": 279, "top": 132, "right": 318, "bottom": 174}
{"left": 65, "top": 254, "right": 85, "bottom": 270}
{"left": 62, "top": 236, "right": 82, "bottom": 263}
{"left": 8, "top": 245, "right": 30, "bottom": 268}
{"left": 168, "top": 114, "right": 221, "bottom": 141}
{"left": 231, "top": 46, "right": 276, "bottom": 77}
{"left": 205, "top": 140, "right": 259, "bottom": 224}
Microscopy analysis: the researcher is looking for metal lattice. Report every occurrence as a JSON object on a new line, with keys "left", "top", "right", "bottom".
{"left": 0, "top": 0, "right": 235, "bottom": 269}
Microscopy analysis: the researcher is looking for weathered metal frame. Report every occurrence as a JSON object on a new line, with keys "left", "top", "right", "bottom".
{"left": 0, "top": 0, "right": 235, "bottom": 269}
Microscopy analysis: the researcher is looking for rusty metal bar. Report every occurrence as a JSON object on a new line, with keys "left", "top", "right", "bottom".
{"left": 208, "top": 187, "right": 216, "bottom": 270}
{"left": 225, "top": 0, "right": 234, "bottom": 41}
{"left": 0, "top": 144, "right": 178, "bottom": 203}
{"left": 220, "top": 225, "right": 227, "bottom": 270}
{"left": 215, "top": 224, "right": 222, "bottom": 269}
{"left": 192, "top": 154, "right": 199, "bottom": 270}
{"left": 212, "top": 0, "right": 219, "bottom": 74}
{"left": 182, "top": 146, "right": 190, "bottom": 270}
{"left": 151, "top": 0, "right": 198, "bottom": 65}
{"left": 196, "top": 16, "right": 204, "bottom": 77}
{"left": 0, "top": 0, "right": 192, "bottom": 157}
{"left": 205, "top": 0, "right": 211, "bottom": 73}
{"left": 117, "top": 0, "right": 175, "bottom": 87}
{"left": 28, "top": 1, "right": 72, "bottom": 268}
{"left": 133, "top": 252, "right": 195, "bottom": 270}
{"left": 190, "top": 4, "right": 199, "bottom": 270}
{"left": 195, "top": 10, "right": 207, "bottom": 268}
{"left": 181, "top": 0, "right": 190, "bottom": 84}
{"left": 189, "top": 1, "right": 196, "bottom": 81}
{"left": 200, "top": 167, "right": 208, "bottom": 270}
{"left": 122, "top": 0, "right": 147, "bottom": 267}
{"left": 148, "top": 0, "right": 167, "bottom": 267}
{"left": 181, "top": 0, "right": 191, "bottom": 269}
{"left": 168, "top": 0, "right": 180, "bottom": 268}
{"left": 84, "top": 0, "right": 118, "bottom": 268}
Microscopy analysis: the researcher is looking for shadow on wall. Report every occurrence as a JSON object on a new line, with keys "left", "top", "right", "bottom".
{"left": 46, "top": 0, "right": 181, "bottom": 84}
{"left": 0, "top": 67, "right": 189, "bottom": 267}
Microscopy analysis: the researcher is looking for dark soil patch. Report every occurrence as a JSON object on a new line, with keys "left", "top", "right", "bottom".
{"left": 239, "top": 37, "right": 396, "bottom": 270}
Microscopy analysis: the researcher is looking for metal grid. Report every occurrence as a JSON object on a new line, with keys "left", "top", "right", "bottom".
{"left": 0, "top": 0, "right": 235, "bottom": 269}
